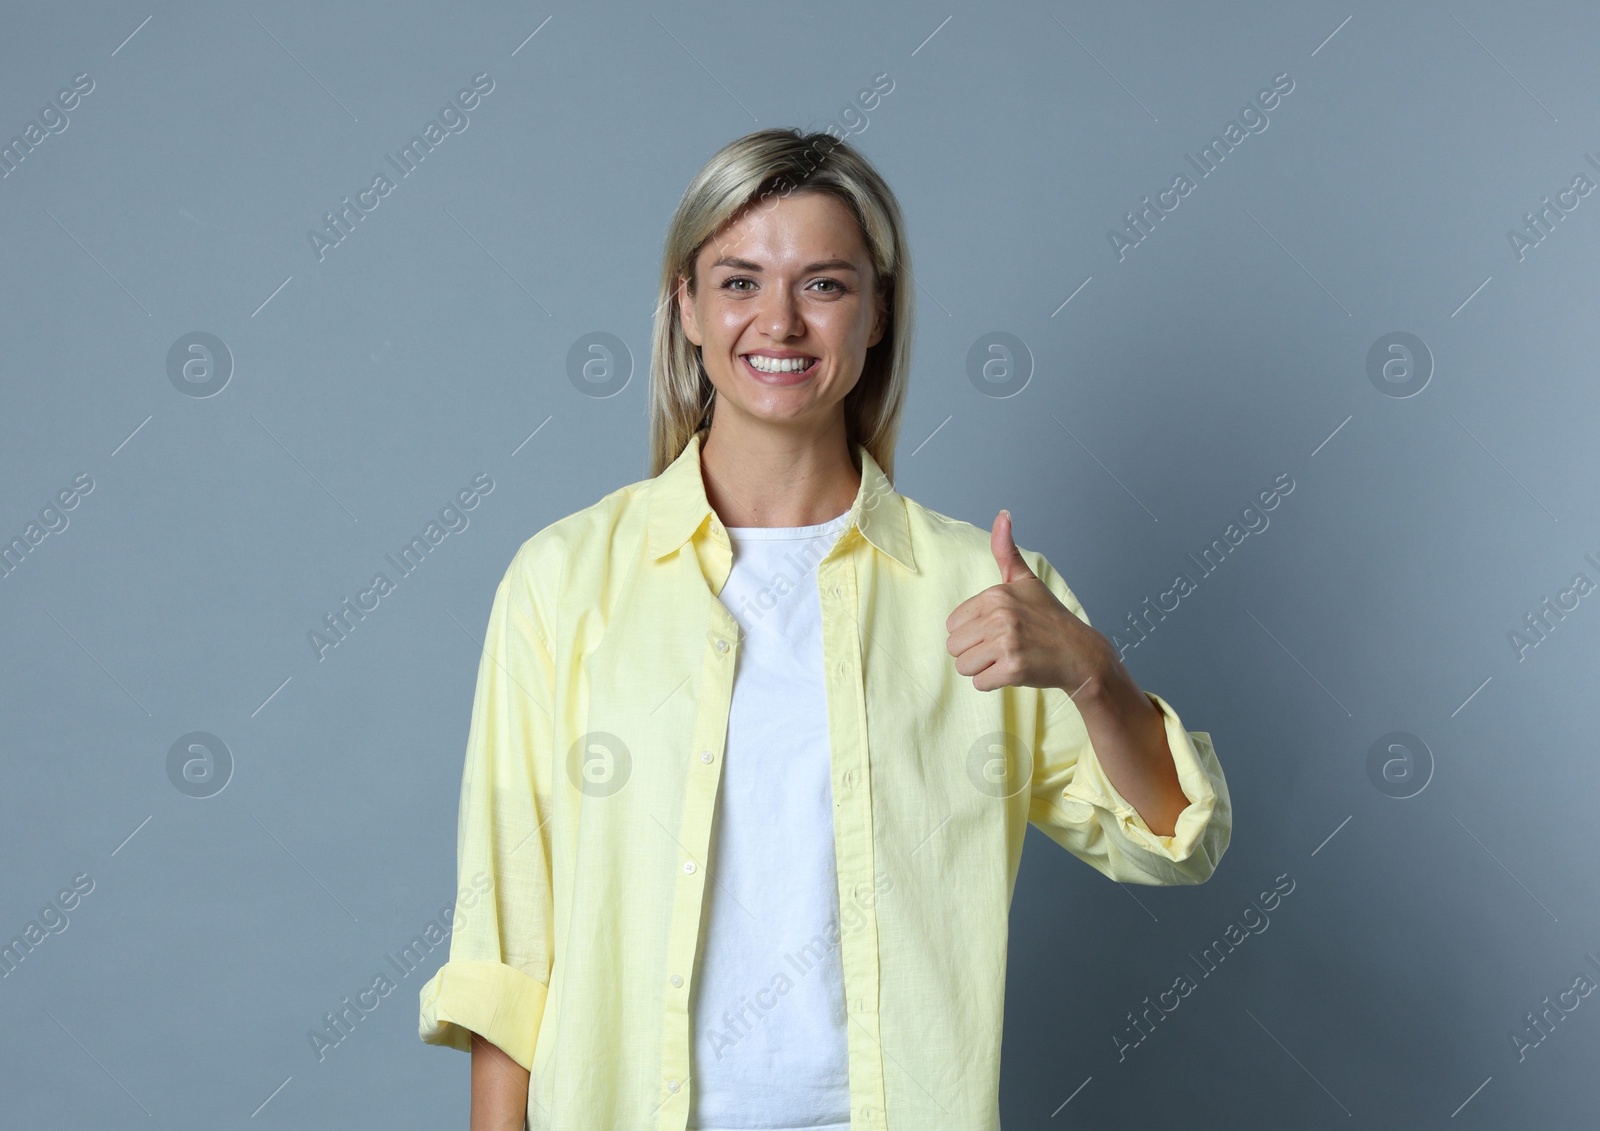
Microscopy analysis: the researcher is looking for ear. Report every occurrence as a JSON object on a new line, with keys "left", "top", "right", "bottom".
{"left": 868, "top": 283, "right": 889, "bottom": 348}
{"left": 677, "top": 274, "right": 702, "bottom": 348}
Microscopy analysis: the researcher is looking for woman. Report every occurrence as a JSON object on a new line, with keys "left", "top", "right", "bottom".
{"left": 419, "top": 127, "right": 1231, "bottom": 1131}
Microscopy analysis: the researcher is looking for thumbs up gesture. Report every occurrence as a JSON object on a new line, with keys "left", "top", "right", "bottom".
{"left": 945, "top": 509, "right": 1115, "bottom": 696}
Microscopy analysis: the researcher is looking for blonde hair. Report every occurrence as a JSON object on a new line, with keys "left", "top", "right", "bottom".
{"left": 647, "top": 128, "right": 914, "bottom": 481}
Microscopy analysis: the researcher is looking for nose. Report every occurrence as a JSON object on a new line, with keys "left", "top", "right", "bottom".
{"left": 759, "top": 285, "right": 803, "bottom": 340}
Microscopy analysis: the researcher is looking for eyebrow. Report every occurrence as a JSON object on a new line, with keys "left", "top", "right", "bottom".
{"left": 710, "top": 256, "right": 861, "bottom": 274}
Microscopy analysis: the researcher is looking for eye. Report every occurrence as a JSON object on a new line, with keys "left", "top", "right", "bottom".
{"left": 810, "top": 279, "right": 844, "bottom": 294}
{"left": 720, "top": 276, "right": 755, "bottom": 292}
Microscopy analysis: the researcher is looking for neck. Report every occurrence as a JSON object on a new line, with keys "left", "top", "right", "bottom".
{"left": 699, "top": 417, "right": 861, "bottom": 529}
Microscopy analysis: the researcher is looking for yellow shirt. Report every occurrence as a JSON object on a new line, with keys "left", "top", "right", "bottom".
{"left": 418, "top": 428, "right": 1232, "bottom": 1130}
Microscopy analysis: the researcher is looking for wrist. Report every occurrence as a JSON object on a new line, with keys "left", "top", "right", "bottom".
{"left": 1069, "top": 659, "right": 1152, "bottom": 724}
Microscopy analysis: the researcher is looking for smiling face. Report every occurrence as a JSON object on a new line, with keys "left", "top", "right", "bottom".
{"left": 677, "top": 189, "right": 888, "bottom": 436}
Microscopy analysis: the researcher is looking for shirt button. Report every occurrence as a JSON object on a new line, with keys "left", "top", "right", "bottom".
{"left": 699, "top": 750, "right": 714, "bottom": 764}
{"left": 715, "top": 638, "right": 729, "bottom": 653}
{"left": 667, "top": 1079, "right": 680, "bottom": 1093}
{"left": 683, "top": 860, "right": 697, "bottom": 874}
{"left": 670, "top": 973, "right": 683, "bottom": 987}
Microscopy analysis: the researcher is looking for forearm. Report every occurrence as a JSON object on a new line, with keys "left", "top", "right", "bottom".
{"left": 1070, "top": 659, "right": 1188, "bottom": 837}
{"left": 470, "top": 1032, "right": 531, "bottom": 1131}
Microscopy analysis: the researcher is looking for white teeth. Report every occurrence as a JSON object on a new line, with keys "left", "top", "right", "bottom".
{"left": 744, "top": 354, "right": 814, "bottom": 373}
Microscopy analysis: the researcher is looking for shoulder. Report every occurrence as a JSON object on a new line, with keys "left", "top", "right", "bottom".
{"left": 515, "top": 477, "right": 645, "bottom": 569}
{"left": 902, "top": 494, "right": 991, "bottom": 556}
{"left": 898, "top": 493, "right": 1002, "bottom": 590}
{"left": 900, "top": 492, "right": 1086, "bottom": 618}
{"left": 496, "top": 472, "right": 653, "bottom": 623}
{"left": 901, "top": 492, "right": 1042, "bottom": 571}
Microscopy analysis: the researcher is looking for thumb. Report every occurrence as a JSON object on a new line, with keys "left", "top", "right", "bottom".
{"left": 991, "top": 509, "right": 1036, "bottom": 584}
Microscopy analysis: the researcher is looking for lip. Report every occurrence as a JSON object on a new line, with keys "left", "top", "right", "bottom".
{"left": 740, "top": 352, "right": 819, "bottom": 386}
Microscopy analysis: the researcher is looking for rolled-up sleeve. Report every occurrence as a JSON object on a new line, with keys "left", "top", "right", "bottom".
{"left": 418, "top": 549, "right": 556, "bottom": 1070}
{"left": 1021, "top": 551, "right": 1232, "bottom": 886}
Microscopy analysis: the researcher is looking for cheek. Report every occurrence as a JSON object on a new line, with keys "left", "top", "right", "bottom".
{"left": 838, "top": 311, "right": 876, "bottom": 356}
{"left": 815, "top": 306, "right": 866, "bottom": 348}
{"left": 714, "top": 303, "right": 748, "bottom": 329}
{"left": 706, "top": 302, "right": 750, "bottom": 339}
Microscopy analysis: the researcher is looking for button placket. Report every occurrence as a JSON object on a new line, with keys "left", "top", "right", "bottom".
{"left": 655, "top": 600, "right": 737, "bottom": 1125}
{"left": 823, "top": 559, "right": 890, "bottom": 1120}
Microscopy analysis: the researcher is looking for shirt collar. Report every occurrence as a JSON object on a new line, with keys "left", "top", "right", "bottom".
{"left": 645, "top": 428, "right": 917, "bottom": 571}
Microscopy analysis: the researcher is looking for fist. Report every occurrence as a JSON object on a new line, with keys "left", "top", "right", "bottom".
{"left": 944, "top": 509, "right": 1113, "bottom": 695}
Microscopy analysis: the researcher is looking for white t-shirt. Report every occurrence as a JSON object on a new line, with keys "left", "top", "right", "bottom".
{"left": 687, "top": 508, "right": 855, "bottom": 1131}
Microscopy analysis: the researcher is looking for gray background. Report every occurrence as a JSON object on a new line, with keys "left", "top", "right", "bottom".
{"left": 3, "top": 0, "right": 1597, "bottom": 1126}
